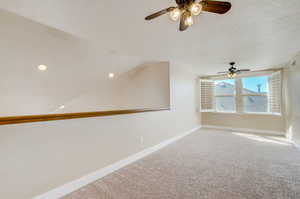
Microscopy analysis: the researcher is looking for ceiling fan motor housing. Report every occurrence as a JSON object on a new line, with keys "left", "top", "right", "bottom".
{"left": 229, "top": 62, "right": 237, "bottom": 72}
{"left": 176, "top": 0, "right": 195, "bottom": 6}
{"left": 229, "top": 67, "right": 237, "bottom": 73}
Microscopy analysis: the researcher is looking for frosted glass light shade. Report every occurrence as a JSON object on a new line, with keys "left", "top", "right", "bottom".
{"left": 185, "top": 15, "right": 194, "bottom": 26}
{"left": 169, "top": 8, "right": 181, "bottom": 21}
{"left": 190, "top": 3, "right": 202, "bottom": 16}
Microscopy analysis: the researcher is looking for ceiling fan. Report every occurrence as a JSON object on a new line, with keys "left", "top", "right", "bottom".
{"left": 218, "top": 62, "right": 251, "bottom": 78}
{"left": 145, "top": 0, "right": 231, "bottom": 31}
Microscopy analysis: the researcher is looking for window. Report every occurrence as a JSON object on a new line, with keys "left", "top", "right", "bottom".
{"left": 200, "top": 71, "right": 282, "bottom": 115}
{"left": 214, "top": 79, "right": 236, "bottom": 112}
{"left": 242, "top": 76, "right": 268, "bottom": 113}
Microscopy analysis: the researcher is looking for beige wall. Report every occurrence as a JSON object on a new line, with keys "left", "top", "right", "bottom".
{"left": 0, "top": 63, "right": 201, "bottom": 199}
{"left": 114, "top": 62, "right": 170, "bottom": 110}
{"left": 284, "top": 53, "right": 300, "bottom": 145}
{"left": 202, "top": 112, "right": 286, "bottom": 133}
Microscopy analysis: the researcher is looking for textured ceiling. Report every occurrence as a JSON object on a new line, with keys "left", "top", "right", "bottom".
{"left": 1, "top": 0, "right": 300, "bottom": 75}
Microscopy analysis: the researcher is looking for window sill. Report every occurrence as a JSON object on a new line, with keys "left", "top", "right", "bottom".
{"left": 243, "top": 112, "right": 282, "bottom": 116}
{"left": 201, "top": 111, "right": 282, "bottom": 117}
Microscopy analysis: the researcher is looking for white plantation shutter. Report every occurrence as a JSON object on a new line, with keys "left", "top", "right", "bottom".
{"left": 200, "top": 79, "right": 215, "bottom": 112}
{"left": 268, "top": 71, "right": 282, "bottom": 114}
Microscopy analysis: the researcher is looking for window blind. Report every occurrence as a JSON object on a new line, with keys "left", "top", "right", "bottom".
{"left": 200, "top": 79, "right": 214, "bottom": 112}
{"left": 268, "top": 71, "right": 282, "bottom": 114}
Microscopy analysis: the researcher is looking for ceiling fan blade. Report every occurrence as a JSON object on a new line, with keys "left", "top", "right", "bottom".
{"left": 179, "top": 11, "right": 189, "bottom": 31}
{"left": 238, "top": 69, "right": 251, "bottom": 72}
{"left": 217, "top": 71, "right": 228, "bottom": 74}
{"left": 201, "top": 1, "right": 232, "bottom": 14}
{"left": 145, "top": 7, "right": 175, "bottom": 20}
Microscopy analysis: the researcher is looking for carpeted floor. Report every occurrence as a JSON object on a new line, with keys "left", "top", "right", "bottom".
{"left": 63, "top": 128, "right": 300, "bottom": 199}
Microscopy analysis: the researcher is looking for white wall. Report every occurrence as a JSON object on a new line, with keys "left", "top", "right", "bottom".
{"left": 0, "top": 63, "right": 201, "bottom": 199}
{"left": 0, "top": 9, "right": 154, "bottom": 117}
{"left": 58, "top": 62, "right": 170, "bottom": 113}
{"left": 284, "top": 53, "right": 300, "bottom": 145}
{"left": 0, "top": 9, "right": 94, "bottom": 116}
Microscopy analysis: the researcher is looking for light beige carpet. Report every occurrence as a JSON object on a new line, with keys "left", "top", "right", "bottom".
{"left": 63, "top": 128, "right": 300, "bottom": 199}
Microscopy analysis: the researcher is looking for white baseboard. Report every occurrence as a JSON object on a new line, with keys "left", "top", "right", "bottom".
{"left": 34, "top": 125, "right": 201, "bottom": 199}
{"left": 290, "top": 141, "right": 300, "bottom": 151}
{"left": 202, "top": 125, "right": 285, "bottom": 137}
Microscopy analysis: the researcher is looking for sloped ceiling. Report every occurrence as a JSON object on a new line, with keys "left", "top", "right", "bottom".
{"left": 0, "top": 9, "right": 145, "bottom": 116}
{"left": 1, "top": 0, "right": 300, "bottom": 74}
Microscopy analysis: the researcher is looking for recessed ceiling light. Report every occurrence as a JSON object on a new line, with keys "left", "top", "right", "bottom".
{"left": 59, "top": 105, "right": 65, "bottom": 109}
{"left": 38, "top": 65, "right": 47, "bottom": 71}
{"left": 108, "top": 73, "right": 115, "bottom": 79}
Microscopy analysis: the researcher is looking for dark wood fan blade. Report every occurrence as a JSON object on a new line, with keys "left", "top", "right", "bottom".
{"left": 179, "top": 11, "right": 189, "bottom": 31}
{"left": 238, "top": 69, "right": 251, "bottom": 72}
{"left": 201, "top": 1, "right": 232, "bottom": 14}
{"left": 145, "top": 7, "right": 175, "bottom": 20}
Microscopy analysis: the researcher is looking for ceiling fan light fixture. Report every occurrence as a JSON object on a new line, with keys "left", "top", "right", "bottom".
{"left": 169, "top": 8, "right": 181, "bottom": 21}
{"left": 144, "top": 0, "right": 232, "bottom": 31}
{"left": 185, "top": 13, "right": 194, "bottom": 26}
{"left": 190, "top": 3, "right": 202, "bottom": 16}
{"left": 228, "top": 72, "right": 237, "bottom": 78}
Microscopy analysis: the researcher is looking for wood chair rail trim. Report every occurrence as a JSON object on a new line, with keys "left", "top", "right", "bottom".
{"left": 0, "top": 108, "right": 170, "bottom": 126}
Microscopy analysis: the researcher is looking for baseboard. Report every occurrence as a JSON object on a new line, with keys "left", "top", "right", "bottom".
{"left": 291, "top": 141, "right": 300, "bottom": 151}
{"left": 33, "top": 125, "right": 201, "bottom": 199}
{"left": 202, "top": 125, "right": 285, "bottom": 137}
